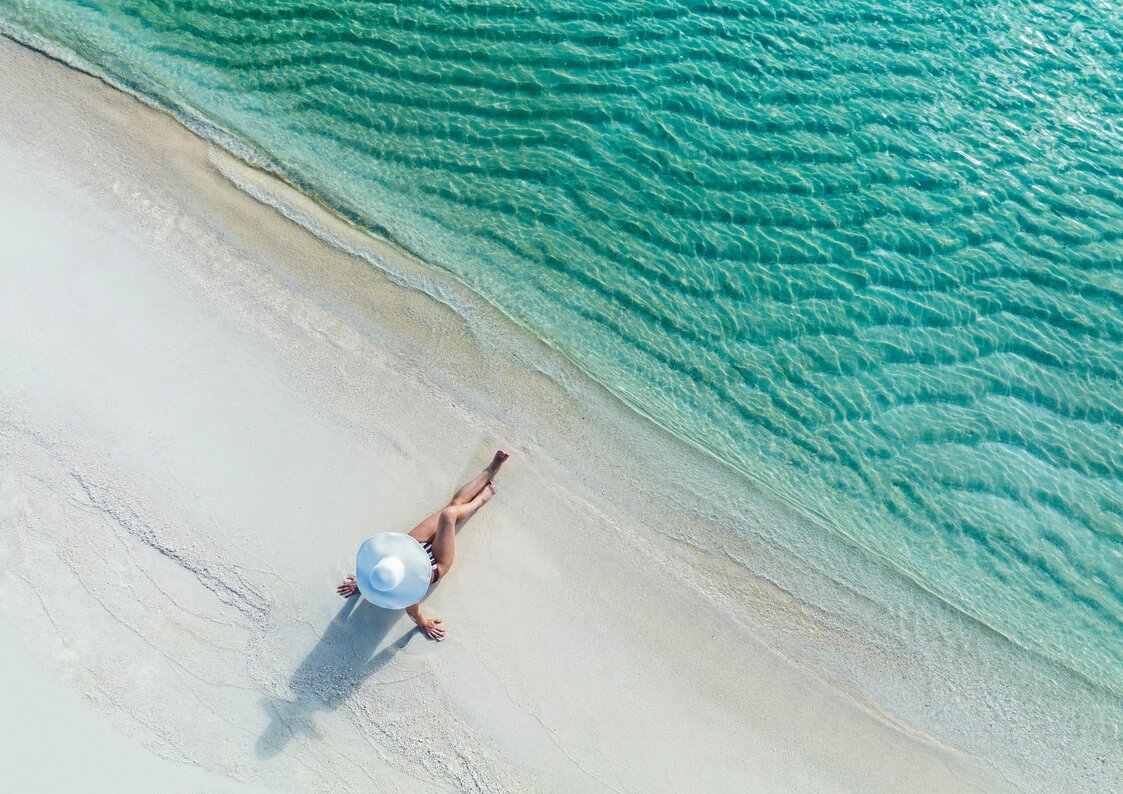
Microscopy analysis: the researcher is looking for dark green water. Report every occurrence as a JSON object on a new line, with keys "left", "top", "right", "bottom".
{"left": 3, "top": 0, "right": 1121, "bottom": 704}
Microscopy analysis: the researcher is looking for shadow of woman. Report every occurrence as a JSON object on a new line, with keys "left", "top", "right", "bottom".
{"left": 256, "top": 597, "right": 415, "bottom": 758}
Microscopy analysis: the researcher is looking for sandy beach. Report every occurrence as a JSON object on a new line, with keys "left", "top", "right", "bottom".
{"left": 0, "top": 36, "right": 1024, "bottom": 791}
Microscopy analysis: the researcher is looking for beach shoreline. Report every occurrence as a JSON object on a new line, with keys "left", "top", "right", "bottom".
{"left": 0, "top": 34, "right": 1113, "bottom": 791}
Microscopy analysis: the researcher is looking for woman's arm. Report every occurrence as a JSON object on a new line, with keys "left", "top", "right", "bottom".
{"left": 405, "top": 603, "right": 446, "bottom": 640}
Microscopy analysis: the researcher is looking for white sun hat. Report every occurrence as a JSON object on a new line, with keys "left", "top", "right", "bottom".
{"left": 355, "top": 532, "right": 433, "bottom": 609}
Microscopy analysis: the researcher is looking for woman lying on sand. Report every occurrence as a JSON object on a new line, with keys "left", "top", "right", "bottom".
{"left": 335, "top": 450, "right": 510, "bottom": 640}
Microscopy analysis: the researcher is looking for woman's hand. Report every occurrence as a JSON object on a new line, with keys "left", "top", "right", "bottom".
{"left": 406, "top": 604, "right": 446, "bottom": 640}
{"left": 417, "top": 615, "right": 446, "bottom": 640}
{"left": 336, "top": 574, "right": 359, "bottom": 598}
{"left": 415, "top": 614, "right": 446, "bottom": 641}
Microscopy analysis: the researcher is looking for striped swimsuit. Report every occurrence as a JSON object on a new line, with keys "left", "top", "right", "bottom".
{"left": 421, "top": 541, "right": 439, "bottom": 580}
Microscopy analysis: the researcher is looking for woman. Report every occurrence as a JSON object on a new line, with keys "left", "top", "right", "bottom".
{"left": 336, "top": 450, "right": 510, "bottom": 640}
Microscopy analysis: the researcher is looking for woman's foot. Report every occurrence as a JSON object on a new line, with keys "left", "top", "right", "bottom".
{"left": 479, "top": 480, "right": 497, "bottom": 504}
{"left": 490, "top": 450, "right": 510, "bottom": 472}
{"left": 336, "top": 574, "right": 359, "bottom": 598}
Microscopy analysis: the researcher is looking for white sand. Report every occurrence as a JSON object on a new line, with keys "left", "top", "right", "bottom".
{"left": 0, "top": 37, "right": 1011, "bottom": 792}
{"left": 0, "top": 619, "right": 269, "bottom": 792}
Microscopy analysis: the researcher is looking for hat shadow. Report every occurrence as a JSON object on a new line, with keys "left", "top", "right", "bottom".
{"left": 255, "top": 596, "right": 414, "bottom": 758}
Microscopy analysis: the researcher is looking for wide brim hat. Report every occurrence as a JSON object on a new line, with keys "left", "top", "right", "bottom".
{"left": 355, "top": 532, "right": 432, "bottom": 609}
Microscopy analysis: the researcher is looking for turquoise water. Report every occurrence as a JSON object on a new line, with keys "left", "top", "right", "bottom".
{"left": 3, "top": 0, "right": 1121, "bottom": 702}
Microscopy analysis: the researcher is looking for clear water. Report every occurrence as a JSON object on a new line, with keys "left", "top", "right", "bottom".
{"left": 3, "top": 0, "right": 1121, "bottom": 704}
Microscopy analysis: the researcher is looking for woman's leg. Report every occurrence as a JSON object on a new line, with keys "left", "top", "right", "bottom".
{"left": 449, "top": 450, "right": 509, "bottom": 505}
{"left": 429, "top": 482, "right": 496, "bottom": 579}
{"left": 408, "top": 450, "right": 509, "bottom": 544}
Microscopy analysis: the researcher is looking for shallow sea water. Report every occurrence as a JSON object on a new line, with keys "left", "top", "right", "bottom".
{"left": 3, "top": 0, "right": 1121, "bottom": 716}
